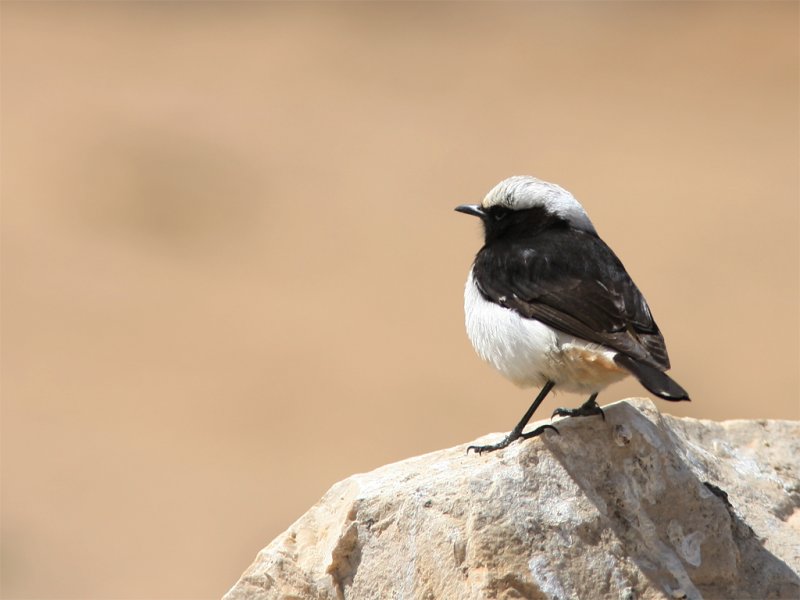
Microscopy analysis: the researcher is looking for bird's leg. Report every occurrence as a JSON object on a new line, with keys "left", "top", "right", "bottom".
{"left": 468, "top": 381, "right": 559, "bottom": 455}
{"left": 551, "top": 392, "right": 605, "bottom": 421}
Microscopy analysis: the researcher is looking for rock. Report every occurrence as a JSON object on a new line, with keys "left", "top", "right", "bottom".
{"left": 224, "top": 399, "right": 800, "bottom": 600}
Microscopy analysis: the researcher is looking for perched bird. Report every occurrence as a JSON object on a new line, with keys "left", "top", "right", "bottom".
{"left": 456, "top": 176, "right": 689, "bottom": 454}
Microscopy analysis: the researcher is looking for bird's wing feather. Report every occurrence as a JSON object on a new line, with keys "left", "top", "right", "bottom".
{"left": 473, "top": 229, "right": 671, "bottom": 370}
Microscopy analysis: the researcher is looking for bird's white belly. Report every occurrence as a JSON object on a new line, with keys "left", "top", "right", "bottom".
{"left": 464, "top": 270, "right": 627, "bottom": 393}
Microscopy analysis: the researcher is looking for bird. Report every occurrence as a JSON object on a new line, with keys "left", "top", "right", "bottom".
{"left": 456, "top": 176, "right": 689, "bottom": 454}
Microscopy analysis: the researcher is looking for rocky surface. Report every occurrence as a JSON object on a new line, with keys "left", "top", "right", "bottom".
{"left": 224, "top": 399, "right": 799, "bottom": 600}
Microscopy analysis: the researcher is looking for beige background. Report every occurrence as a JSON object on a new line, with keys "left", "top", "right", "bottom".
{"left": 2, "top": 2, "right": 798, "bottom": 599}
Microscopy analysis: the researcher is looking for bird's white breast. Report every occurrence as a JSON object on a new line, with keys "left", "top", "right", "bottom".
{"left": 464, "top": 269, "right": 627, "bottom": 393}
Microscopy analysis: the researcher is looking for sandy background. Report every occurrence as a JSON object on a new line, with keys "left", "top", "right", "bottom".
{"left": 2, "top": 2, "right": 798, "bottom": 598}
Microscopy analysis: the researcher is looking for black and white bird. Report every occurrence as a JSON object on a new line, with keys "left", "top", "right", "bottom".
{"left": 456, "top": 176, "right": 689, "bottom": 454}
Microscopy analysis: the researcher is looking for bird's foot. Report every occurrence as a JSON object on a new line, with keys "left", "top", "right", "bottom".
{"left": 467, "top": 424, "right": 559, "bottom": 455}
{"left": 551, "top": 396, "right": 605, "bottom": 421}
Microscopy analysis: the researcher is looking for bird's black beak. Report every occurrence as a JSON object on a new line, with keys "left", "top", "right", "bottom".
{"left": 455, "top": 204, "right": 486, "bottom": 219}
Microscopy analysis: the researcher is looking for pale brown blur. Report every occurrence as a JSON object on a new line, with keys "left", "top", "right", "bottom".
{"left": 1, "top": 2, "right": 797, "bottom": 598}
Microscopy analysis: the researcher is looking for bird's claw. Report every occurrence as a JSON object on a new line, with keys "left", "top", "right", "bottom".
{"left": 466, "top": 440, "right": 511, "bottom": 455}
{"left": 551, "top": 405, "right": 605, "bottom": 421}
{"left": 467, "top": 424, "right": 558, "bottom": 455}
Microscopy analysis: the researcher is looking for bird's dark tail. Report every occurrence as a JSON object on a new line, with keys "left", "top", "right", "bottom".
{"left": 613, "top": 354, "right": 690, "bottom": 401}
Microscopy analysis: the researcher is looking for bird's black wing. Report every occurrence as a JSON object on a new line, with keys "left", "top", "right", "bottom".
{"left": 473, "top": 228, "right": 671, "bottom": 370}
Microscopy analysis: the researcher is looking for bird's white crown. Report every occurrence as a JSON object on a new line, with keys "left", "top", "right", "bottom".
{"left": 481, "top": 176, "right": 596, "bottom": 233}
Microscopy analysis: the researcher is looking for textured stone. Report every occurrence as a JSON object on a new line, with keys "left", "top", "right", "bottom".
{"left": 224, "top": 399, "right": 800, "bottom": 600}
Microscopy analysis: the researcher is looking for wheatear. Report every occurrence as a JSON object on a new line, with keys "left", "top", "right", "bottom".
{"left": 456, "top": 176, "right": 689, "bottom": 454}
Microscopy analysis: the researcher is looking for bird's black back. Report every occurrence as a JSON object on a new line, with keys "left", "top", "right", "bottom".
{"left": 472, "top": 210, "right": 671, "bottom": 371}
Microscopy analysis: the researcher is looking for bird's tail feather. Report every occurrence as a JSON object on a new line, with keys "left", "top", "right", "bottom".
{"left": 614, "top": 354, "right": 690, "bottom": 401}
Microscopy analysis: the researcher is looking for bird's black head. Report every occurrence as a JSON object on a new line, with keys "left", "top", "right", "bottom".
{"left": 455, "top": 203, "right": 569, "bottom": 244}
{"left": 456, "top": 176, "right": 597, "bottom": 244}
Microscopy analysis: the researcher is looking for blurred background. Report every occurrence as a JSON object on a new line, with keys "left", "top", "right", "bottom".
{"left": 1, "top": 2, "right": 797, "bottom": 598}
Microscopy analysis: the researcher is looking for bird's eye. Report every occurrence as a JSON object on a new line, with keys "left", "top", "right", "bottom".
{"left": 492, "top": 207, "right": 509, "bottom": 221}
